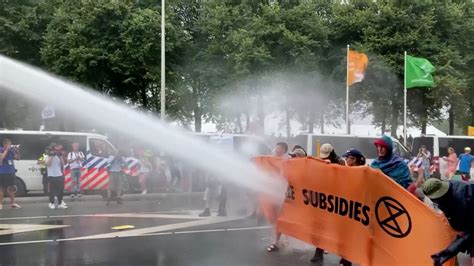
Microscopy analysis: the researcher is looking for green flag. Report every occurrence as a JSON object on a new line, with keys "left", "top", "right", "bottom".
{"left": 405, "top": 55, "right": 435, "bottom": 88}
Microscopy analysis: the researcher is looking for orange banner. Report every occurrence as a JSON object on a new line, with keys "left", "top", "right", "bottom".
{"left": 255, "top": 156, "right": 456, "bottom": 266}
{"left": 348, "top": 50, "right": 368, "bottom": 86}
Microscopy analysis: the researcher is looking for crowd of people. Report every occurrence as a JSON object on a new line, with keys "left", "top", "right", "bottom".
{"left": 1, "top": 133, "right": 474, "bottom": 263}
{"left": 264, "top": 135, "right": 474, "bottom": 265}
{"left": 0, "top": 136, "right": 189, "bottom": 210}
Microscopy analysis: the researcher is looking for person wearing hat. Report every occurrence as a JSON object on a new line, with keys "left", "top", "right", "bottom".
{"left": 310, "top": 143, "right": 345, "bottom": 263}
{"left": 289, "top": 145, "right": 307, "bottom": 158}
{"left": 423, "top": 178, "right": 474, "bottom": 264}
{"left": 458, "top": 147, "right": 474, "bottom": 180}
{"left": 318, "top": 143, "right": 345, "bottom": 166}
{"left": 370, "top": 135, "right": 411, "bottom": 188}
{"left": 332, "top": 148, "right": 367, "bottom": 266}
{"left": 342, "top": 148, "right": 366, "bottom": 167}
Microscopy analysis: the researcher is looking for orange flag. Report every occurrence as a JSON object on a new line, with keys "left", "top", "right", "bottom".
{"left": 348, "top": 50, "right": 369, "bottom": 86}
{"left": 254, "top": 156, "right": 456, "bottom": 266}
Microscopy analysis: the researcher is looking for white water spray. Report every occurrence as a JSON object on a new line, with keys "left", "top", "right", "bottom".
{"left": 0, "top": 55, "right": 286, "bottom": 199}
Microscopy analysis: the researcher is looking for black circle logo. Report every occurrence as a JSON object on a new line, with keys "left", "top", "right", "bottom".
{"left": 375, "top": 196, "right": 412, "bottom": 238}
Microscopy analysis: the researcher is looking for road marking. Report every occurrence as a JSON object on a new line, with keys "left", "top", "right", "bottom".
{"left": 0, "top": 211, "right": 201, "bottom": 221}
{"left": 0, "top": 239, "right": 53, "bottom": 246}
{"left": 0, "top": 224, "right": 70, "bottom": 236}
{"left": 0, "top": 225, "right": 271, "bottom": 246}
{"left": 90, "top": 213, "right": 205, "bottom": 220}
{"left": 64, "top": 216, "right": 240, "bottom": 240}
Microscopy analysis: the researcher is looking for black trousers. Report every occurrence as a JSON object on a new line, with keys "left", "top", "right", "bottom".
{"left": 48, "top": 176, "right": 65, "bottom": 204}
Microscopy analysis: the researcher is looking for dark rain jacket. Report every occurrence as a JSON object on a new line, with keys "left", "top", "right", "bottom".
{"left": 436, "top": 181, "right": 474, "bottom": 233}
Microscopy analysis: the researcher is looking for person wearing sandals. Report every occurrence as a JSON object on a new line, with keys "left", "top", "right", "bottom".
{"left": 266, "top": 143, "right": 304, "bottom": 253}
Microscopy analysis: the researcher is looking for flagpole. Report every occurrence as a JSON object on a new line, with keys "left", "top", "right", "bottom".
{"left": 346, "top": 44, "right": 350, "bottom": 135}
{"left": 403, "top": 51, "right": 407, "bottom": 146}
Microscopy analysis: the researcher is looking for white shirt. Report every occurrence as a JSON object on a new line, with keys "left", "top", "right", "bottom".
{"left": 68, "top": 151, "right": 85, "bottom": 169}
{"left": 45, "top": 155, "right": 63, "bottom": 177}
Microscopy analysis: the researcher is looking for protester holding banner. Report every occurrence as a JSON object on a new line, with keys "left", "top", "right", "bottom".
{"left": 311, "top": 143, "right": 345, "bottom": 263}
{"left": 342, "top": 148, "right": 366, "bottom": 167}
{"left": 289, "top": 145, "right": 307, "bottom": 158}
{"left": 266, "top": 142, "right": 289, "bottom": 252}
{"left": 370, "top": 135, "right": 411, "bottom": 188}
{"left": 274, "top": 142, "right": 289, "bottom": 158}
{"left": 423, "top": 178, "right": 474, "bottom": 265}
{"left": 319, "top": 143, "right": 345, "bottom": 166}
{"left": 337, "top": 149, "right": 367, "bottom": 266}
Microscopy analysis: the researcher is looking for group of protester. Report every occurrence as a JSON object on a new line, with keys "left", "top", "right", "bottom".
{"left": 37, "top": 143, "right": 157, "bottom": 208}
{"left": 264, "top": 135, "right": 474, "bottom": 265}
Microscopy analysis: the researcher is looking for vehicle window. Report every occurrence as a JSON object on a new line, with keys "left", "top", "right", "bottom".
{"left": 89, "top": 138, "right": 114, "bottom": 157}
{"left": 393, "top": 141, "right": 411, "bottom": 159}
{"left": 412, "top": 137, "right": 434, "bottom": 156}
{"left": 56, "top": 135, "right": 87, "bottom": 154}
{"left": 439, "top": 138, "right": 474, "bottom": 157}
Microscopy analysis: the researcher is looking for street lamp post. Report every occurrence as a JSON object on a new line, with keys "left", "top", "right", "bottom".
{"left": 160, "top": 0, "right": 166, "bottom": 120}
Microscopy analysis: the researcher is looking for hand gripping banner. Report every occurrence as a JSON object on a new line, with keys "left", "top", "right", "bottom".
{"left": 254, "top": 156, "right": 456, "bottom": 266}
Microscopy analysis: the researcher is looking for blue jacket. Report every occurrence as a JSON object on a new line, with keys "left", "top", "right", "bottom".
{"left": 370, "top": 135, "right": 411, "bottom": 188}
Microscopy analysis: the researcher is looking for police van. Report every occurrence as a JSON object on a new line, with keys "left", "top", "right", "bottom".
{"left": 412, "top": 135, "right": 474, "bottom": 177}
{"left": 294, "top": 134, "right": 412, "bottom": 164}
{"left": 0, "top": 130, "right": 123, "bottom": 196}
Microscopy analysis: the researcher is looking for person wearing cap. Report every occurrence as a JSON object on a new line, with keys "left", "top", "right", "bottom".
{"left": 289, "top": 145, "right": 307, "bottom": 158}
{"left": 342, "top": 148, "right": 366, "bottom": 167}
{"left": 334, "top": 148, "right": 367, "bottom": 266}
{"left": 423, "top": 178, "right": 474, "bottom": 264}
{"left": 458, "top": 147, "right": 474, "bottom": 180}
{"left": 318, "top": 143, "right": 345, "bottom": 166}
{"left": 310, "top": 143, "right": 345, "bottom": 263}
{"left": 370, "top": 135, "right": 411, "bottom": 188}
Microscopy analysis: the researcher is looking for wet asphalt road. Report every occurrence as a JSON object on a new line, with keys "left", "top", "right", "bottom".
{"left": 0, "top": 198, "right": 341, "bottom": 266}
{"left": 0, "top": 198, "right": 471, "bottom": 266}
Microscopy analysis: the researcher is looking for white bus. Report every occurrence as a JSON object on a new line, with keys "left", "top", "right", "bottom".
{"left": 412, "top": 135, "right": 474, "bottom": 177}
{"left": 0, "top": 130, "right": 116, "bottom": 196}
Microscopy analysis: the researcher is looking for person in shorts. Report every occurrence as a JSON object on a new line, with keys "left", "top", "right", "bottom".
{"left": 0, "top": 138, "right": 21, "bottom": 210}
{"left": 107, "top": 150, "right": 125, "bottom": 205}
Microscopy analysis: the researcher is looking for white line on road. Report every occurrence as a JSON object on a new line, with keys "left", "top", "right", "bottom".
{"left": 64, "top": 216, "right": 240, "bottom": 240}
{"left": 0, "top": 225, "right": 271, "bottom": 246}
{"left": 0, "top": 224, "right": 70, "bottom": 236}
{"left": 0, "top": 211, "right": 201, "bottom": 221}
{"left": 0, "top": 239, "right": 54, "bottom": 246}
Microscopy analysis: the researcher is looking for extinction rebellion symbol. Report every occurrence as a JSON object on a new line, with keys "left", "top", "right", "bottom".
{"left": 375, "top": 196, "right": 412, "bottom": 238}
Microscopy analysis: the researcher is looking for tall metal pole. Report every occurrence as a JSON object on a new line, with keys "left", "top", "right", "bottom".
{"left": 160, "top": 0, "right": 166, "bottom": 120}
{"left": 404, "top": 51, "right": 407, "bottom": 146}
{"left": 346, "top": 44, "right": 350, "bottom": 135}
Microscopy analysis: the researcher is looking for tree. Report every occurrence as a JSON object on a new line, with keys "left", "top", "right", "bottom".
{"left": 41, "top": 1, "right": 189, "bottom": 115}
